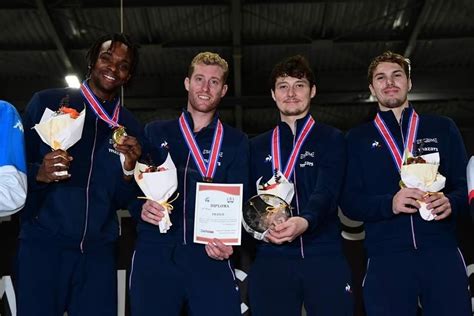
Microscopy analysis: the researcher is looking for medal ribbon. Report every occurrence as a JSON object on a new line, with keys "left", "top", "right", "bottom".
{"left": 80, "top": 81, "right": 121, "bottom": 128}
{"left": 271, "top": 115, "right": 315, "bottom": 179}
{"left": 179, "top": 113, "right": 224, "bottom": 181}
{"left": 373, "top": 109, "right": 419, "bottom": 171}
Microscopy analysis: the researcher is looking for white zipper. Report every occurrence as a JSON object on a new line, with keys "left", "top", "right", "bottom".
{"left": 80, "top": 118, "right": 98, "bottom": 253}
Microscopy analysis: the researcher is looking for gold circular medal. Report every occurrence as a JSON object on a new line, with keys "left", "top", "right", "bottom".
{"left": 112, "top": 126, "right": 127, "bottom": 144}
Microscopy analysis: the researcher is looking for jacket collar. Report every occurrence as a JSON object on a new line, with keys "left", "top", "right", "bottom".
{"left": 182, "top": 108, "right": 219, "bottom": 133}
{"left": 376, "top": 104, "right": 414, "bottom": 132}
{"left": 277, "top": 112, "right": 314, "bottom": 136}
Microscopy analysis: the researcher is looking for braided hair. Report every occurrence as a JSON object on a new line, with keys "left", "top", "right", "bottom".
{"left": 85, "top": 33, "right": 140, "bottom": 80}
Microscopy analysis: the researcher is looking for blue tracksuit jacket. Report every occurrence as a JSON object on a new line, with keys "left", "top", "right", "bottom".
{"left": 249, "top": 114, "right": 346, "bottom": 258}
{"left": 130, "top": 110, "right": 249, "bottom": 244}
{"left": 341, "top": 106, "right": 468, "bottom": 257}
{"left": 21, "top": 88, "right": 143, "bottom": 250}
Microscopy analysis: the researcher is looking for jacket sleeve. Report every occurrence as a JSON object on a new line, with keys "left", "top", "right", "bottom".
{"left": 340, "top": 131, "right": 395, "bottom": 222}
{"left": 125, "top": 122, "right": 168, "bottom": 222}
{"left": 0, "top": 102, "right": 27, "bottom": 215}
{"left": 22, "top": 93, "right": 50, "bottom": 193}
{"left": 444, "top": 119, "right": 468, "bottom": 217}
{"left": 298, "top": 131, "right": 345, "bottom": 232}
{"left": 114, "top": 111, "right": 145, "bottom": 210}
{"left": 468, "top": 157, "right": 474, "bottom": 215}
{"left": 226, "top": 134, "right": 250, "bottom": 202}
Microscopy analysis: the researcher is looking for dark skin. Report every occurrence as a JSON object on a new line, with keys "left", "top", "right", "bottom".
{"left": 36, "top": 40, "right": 141, "bottom": 183}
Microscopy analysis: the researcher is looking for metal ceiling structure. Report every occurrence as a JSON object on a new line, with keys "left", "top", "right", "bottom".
{"left": 0, "top": 0, "right": 473, "bottom": 149}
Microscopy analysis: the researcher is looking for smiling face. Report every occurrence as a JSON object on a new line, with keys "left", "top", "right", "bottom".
{"left": 369, "top": 61, "right": 412, "bottom": 111}
{"left": 271, "top": 75, "right": 316, "bottom": 120}
{"left": 88, "top": 40, "right": 132, "bottom": 101}
{"left": 184, "top": 63, "right": 228, "bottom": 115}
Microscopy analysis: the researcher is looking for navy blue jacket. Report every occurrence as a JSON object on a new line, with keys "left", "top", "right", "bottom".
{"left": 250, "top": 114, "right": 346, "bottom": 258}
{"left": 21, "top": 88, "right": 143, "bottom": 250}
{"left": 341, "top": 106, "right": 468, "bottom": 257}
{"left": 131, "top": 110, "right": 249, "bottom": 245}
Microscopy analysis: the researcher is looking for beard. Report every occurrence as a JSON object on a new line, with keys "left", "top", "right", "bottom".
{"left": 381, "top": 96, "right": 407, "bottom": 109}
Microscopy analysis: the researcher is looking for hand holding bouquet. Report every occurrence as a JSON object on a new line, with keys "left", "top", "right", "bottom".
{"left": 33, "top": 104, "right": 85, "bottom": 176}
{"left": 135, "top": 153, "right": 178, "bottom": 233}
{"left": 400, "top": 152, "right": 446, "bottom": 220}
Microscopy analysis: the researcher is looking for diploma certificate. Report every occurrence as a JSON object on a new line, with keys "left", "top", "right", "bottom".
{"left": 193, "top": 182, "right": 243, "bottom": 245}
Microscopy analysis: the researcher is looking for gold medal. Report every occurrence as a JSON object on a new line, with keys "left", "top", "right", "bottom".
{"left": 203, "top": 177, "right": 213, "bottom": 183}
{"left": 112, "top": 126, "right": 127, "bottom": 144}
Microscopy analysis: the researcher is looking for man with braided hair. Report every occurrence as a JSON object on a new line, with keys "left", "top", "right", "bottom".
{"left": 17, "top": 33, "right": 143, "bottom": 316}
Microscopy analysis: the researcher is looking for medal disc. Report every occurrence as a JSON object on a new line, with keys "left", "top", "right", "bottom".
{"left": 112, "top": 126, "right": 127, "bottom": 144}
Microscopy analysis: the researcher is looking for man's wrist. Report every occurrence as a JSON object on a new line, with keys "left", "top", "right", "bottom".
{"left": 122, "top": 165, "right": 134, "bottom": 176}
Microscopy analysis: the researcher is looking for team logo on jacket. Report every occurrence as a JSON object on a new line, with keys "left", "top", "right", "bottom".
{"left": 415, "top": 138, "right": 438, "bottom": 155}
{"left": 160, "top": 140, "right": 169, "bottom": 149}
{"left": 371, "top": 140, "right": 381, "bottom": 148}
{"left": 13, "top": 120, "right": 24, "bottom": 133}
{"left": 345, "top": 283, "right": 352, "bottom": 293}
{"left": 202, "top": 149, "right": 223, "bottom": 167}
{"left": 299, "top": 151, "right": 315, "bottom": 168}
{"left": 265, "top": 154, "right": 272, "bottom": 163}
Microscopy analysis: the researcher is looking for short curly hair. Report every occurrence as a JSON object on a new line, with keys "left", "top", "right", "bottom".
{"left": 269, "top": 55, "right": 316, "bottom": 90}
{"left": 188, "top": 52, "right": 229, "bottom": 83}
{"left": 368, "top": 51, "right": 411, "bottom": 84}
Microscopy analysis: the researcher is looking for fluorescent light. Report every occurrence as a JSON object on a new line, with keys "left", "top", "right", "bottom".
{"left": 65, "top": 75, "right": 80, "bottom": 88}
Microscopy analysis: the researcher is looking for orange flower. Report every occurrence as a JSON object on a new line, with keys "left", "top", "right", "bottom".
{"left": 59, "top": 106, "right": 80, "bottom": 119}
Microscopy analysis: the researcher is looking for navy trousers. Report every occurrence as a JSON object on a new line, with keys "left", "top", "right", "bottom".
{"left": 248, "top": 254, "right": 354, "bottom": 316}
{"left": 363, "top": 247, "right": 471, "bottom": 316}
{"left": 15, "top": 239, "right": 117, "bottom": 316}
{"left": 129, "top": 242, "right": 241, "bottom": 316}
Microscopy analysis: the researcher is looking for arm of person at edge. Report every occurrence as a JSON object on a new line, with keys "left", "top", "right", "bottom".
{"left": 468, "top": 156, "right": 474, "bottom": 220}
{"left": 0, "top": 101, "right": 27, "bottom": 216}
{"left": 266, "top": 130, "right": 345, "bottom": 244}
{"left": 205, "top": 133, "right": 250, "bottom": 260}
{"left": 425, "top": 119, "right": 468, "bottom": 220}
{"left": 339, "top": 130, "right": 423, "bottom": 222}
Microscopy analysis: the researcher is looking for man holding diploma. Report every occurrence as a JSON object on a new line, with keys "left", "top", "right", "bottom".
{"left": 129, "top": 52, "right": 248, "bottom": 316}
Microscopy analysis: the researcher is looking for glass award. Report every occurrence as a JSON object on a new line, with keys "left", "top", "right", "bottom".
{"left": 242, "top": 193, "right": 292, "bottom": 241}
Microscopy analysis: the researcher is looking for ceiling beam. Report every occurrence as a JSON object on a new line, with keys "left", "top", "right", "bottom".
{"left": 404, "top": 0, "right": 431, "bottom": 57}
{"left": 35, "top": 0, "right": 75, "bottom": 74}
{"left": 3, "top": 36, "right": 474, "bottom": 53}
{"left": 231, "top": 0, "right": 243, "bottom": 129}
{"left": 0, "top": 0, "right": 376, "bottom": 10}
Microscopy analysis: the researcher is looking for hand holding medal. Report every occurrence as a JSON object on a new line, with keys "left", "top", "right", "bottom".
{"left": 113, "top": 129, "right": 142, "bottom": 174}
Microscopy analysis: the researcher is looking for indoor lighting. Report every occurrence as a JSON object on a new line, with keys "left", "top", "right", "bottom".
{"left": 65, "top": 75, "right": 80, "bottom": 88}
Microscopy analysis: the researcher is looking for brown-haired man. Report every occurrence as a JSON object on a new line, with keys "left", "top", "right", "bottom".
{"left": 248, "top": 55, "right": 353, "bottom": 316}
{"left": 342, "top": 51, "right": 471, "bottom": 315}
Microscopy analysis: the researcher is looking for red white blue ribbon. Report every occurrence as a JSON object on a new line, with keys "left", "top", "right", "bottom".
{"left": 271, "top": 115, "right": 315, "bottom": 180}
{"left": 179, "top": 113, "right": 224, "bottom": 181}
{"left": 80, "top": 81, "right": 121, "bottom": 128}
{"left": 373, "top": 109, "right": 419, "bottom": 171}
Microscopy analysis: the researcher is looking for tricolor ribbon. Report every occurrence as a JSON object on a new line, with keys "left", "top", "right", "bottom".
{"left": 271, "top": 115, "right": 315, "bottom": 180}
{"left": 373, "top": 109, "right": 419, "bottom": 171}
{"left": 80, "top": 81, "right": 121, "bottom": 128}
{"left": 179, "top": 113, "right": 224, "bottom": 181}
